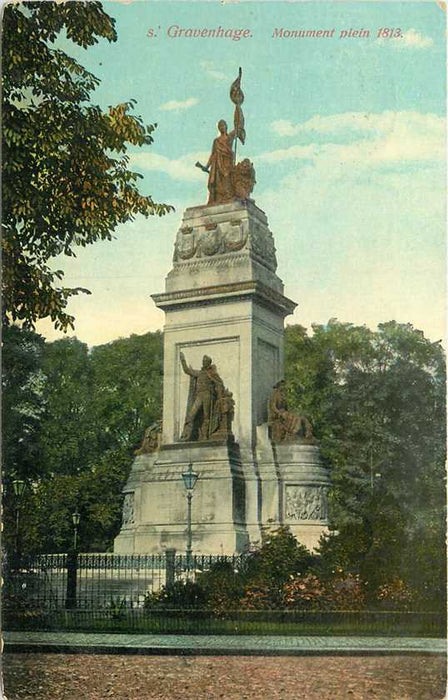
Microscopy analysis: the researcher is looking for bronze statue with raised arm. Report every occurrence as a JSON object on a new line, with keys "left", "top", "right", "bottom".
{"left": 180, "top": 352, "right": 224, "bottom": 441}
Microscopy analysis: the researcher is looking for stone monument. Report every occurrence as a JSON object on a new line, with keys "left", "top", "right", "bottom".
{"left": 114, "top": 69, "right": 331, "bottom": 555}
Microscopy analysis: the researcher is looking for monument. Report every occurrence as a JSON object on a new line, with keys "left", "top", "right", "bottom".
{"left": 114, "top": 69, "right": 331, "bottom": 555}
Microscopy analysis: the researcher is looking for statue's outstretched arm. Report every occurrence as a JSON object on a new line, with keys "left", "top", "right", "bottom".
{"left": 180, "top": 351, "right": 198, "bottom": 377}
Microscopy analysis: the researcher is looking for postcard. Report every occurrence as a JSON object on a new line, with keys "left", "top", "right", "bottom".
{"left": 2, "top": 1, "right": 446, "bottom": 698}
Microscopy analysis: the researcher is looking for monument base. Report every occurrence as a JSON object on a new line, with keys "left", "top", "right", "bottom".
{"left": 114, "top": 440, "right": 250, "bottom": 555}
{"left": 274, "top": 441, "right": 331, "bottom": 551}
{"left": 114, "top": 436, "right": 331, "bottom": 555}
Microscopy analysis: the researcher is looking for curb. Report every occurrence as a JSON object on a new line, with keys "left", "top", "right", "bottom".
{"left": 5, "top": 642, "right": 446, "bottom": 657}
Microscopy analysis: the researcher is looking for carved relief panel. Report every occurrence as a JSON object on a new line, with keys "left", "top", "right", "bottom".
{"left": 285, "top": 485, "right": 328, "bottom": 521}
{"left": 122, "top": 492, "right": 135, "bottom": 527}
{"left": 172, "top": 216, "right": 276, "bottom": 270}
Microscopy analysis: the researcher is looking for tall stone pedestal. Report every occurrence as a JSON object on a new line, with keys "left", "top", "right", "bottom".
{"left": 114, "top": 199, "right": 331, "bottom": 555}
{"left": 114, "top": 440, "right": 248, "bottom": 555}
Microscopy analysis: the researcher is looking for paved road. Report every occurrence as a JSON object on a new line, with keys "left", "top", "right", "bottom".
{"left": 3, "top": 652, "right": 447, "bottom": 699}
{"left": 4, "top": 631, "right": 446, "bottom": 655}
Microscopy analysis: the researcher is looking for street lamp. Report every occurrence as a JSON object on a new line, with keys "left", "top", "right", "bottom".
{"left": 72, "top": 510, "right": 81, "bottom": 552}
{"left": 12, "top": 479, "right": 26, "bottom": 563}
{"left": 181, "top": 463, "right": 199, "bottom": 567}
{"left": 12, "top": 479, "right": 26, "bottom": 498}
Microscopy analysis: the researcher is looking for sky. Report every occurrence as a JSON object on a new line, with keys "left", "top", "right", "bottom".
{"left": 36, "top": 0, "right": 446, "bottom": 347}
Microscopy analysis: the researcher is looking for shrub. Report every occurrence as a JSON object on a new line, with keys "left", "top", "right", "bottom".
{"left": 283, "top": 573, "right": 330, "bottom": 611}
{"left": 144, "top": 579, "right": 207, "bottom": 611}
{"left": 327, "top": 572, "right": 367, "bottom": 610}
{"left": 243, "top": 527, "right": 314, "bottom": 587}
{"left": 375, "top": 577, "right": 414, "bottom": 610}
{"left": 196, "top": 560, "right": 242, "bottom": 615}
{"left": 238, "top": 584, "right": 275, "bottom": 611}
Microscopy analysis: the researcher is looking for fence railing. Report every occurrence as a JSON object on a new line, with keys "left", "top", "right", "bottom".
{"left": 3, "top": 552, "right": 445, "bottom": 637}
{"left": 2, "top": 551, "right": 247, "bottom": 611}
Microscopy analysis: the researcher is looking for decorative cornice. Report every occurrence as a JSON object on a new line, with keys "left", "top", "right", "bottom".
{"left": 160, "top": 438, "right": 236, "bottom": 451}
{"left": 152, "top": 280, "right": 297, "bottom": 317}
{"left": 183, "top": 198, "right": 267, "bottom": 224}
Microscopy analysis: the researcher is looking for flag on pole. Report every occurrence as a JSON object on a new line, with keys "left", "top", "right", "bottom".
{"left": 230, "top": 67, "right": 246, "bottom": 145}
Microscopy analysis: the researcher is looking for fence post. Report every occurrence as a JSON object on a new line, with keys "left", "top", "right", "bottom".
{"left": 165, "top": 548, "right": 176, "bottom": 589}
{"left": 65, "top": 552, "right": 78, "bottom": 609}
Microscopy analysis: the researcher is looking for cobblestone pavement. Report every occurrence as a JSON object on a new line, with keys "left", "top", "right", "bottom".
{"left": 4, "top": 631, "right": 446, "bottom": 655}
{"left": 3, "top": 653, "right": 447, "bottom": 699}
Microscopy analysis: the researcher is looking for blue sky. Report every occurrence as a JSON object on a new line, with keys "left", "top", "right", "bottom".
{"left": 37, "top": 1, "right": 446, "bottom": 345}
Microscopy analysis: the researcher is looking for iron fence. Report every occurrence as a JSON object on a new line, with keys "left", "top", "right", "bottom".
{"left": 2, "top": 552, "right": 246, "bottom": 612}
{"left": 3, "top": 552, "right": 445, "bottom": 637}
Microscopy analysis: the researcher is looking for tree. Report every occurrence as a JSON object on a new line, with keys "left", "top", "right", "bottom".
{"left": 2, "top": 326, "right": 164, "bottom": 554}
{"left": 27, "top": 447, "right": 132, "bottom": 553}
{"left": 2, "top": 325, "right": 47, "bottom": 554}
{"left": 90, "top": 331, "right": 163, "bottom": 453}
{"left": 285, "top": 321, "right": 446, "bottom": 607}
{"left": 2, "top": 325, "right": 46, "bottom": 484}
{"left": 39, "top": 337, "right": 97, "bottom": 478}
{"left": 2, "top": 1, "right": 173, "bottom": 331}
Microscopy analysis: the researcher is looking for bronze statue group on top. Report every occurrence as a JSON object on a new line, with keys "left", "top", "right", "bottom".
{"left": 196, "top": 67, "right": 256, "bottom": 205}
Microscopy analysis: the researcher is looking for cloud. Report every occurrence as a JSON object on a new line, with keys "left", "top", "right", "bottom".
{"left": 129, "top": 151, "right": 209, "bottom": 181}
{"left": 256, "top": 144, "right": 316, "bottom": 163}
{"left": 377, "top": 28, "right": 433, "bottom": 50}
{"left": 264, "top": 111, "right": 444, "bottom": 168}
{"left": 271, "top": 111, "right": 442, "bottom": 138}
{"left": 393, "top": 28, "right": 433, "bottom": 49}
{"left": 257, "top": 161, "right": 445, "bottom": 344}
{"left": 255, "top": 111, "right": 445, "bottom": 343}
{"left": 271, "top": 112, "right": 383, "bottom": 137}
{"left": 200, "top": 61, "right": 228, "bottom": 82}
{"left": 159, "top": 97, "right": 199, "bottom": 112}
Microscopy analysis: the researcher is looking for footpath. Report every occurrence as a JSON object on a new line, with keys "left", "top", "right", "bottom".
{"left": 4, "top": 631, "right": 446, "bottom": 656}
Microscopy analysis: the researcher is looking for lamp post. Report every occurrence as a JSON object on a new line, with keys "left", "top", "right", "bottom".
{"left": 181, "top": 463, "right": 199, "bottom": 568}
{"left": 12, "top": 479, "right": 26, "bottom": 565}
{"left": 72, "top": 510, "right": 81, "bottom": 552}
{"left": 66, "top": 510, "right": 81, "bottom": 610}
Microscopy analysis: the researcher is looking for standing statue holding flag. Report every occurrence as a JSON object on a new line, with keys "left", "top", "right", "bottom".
{"left": 196, "top": 68, "right": 255, "bottom": 206}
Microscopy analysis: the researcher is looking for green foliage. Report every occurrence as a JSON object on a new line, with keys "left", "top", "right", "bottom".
{"left": 243, "top": 526, "right": 314, "bottom": 593}
{"left": 2, "top": 1, "right": 173, "bottom": 331}
{"left": 90, "top": 331, "right": 163, "bottom": 452}
{"left": 141, "top": 529, "right": 408, "bottom": 613}
{"left": 235, "top": 527, "right": 315, "bottom": 610}
{"left": 144, "top": 580, "right": 207, "bottom": 611}
{"left": 2, "top": 326, "right": 163, "bottom": 553}
{"left": 3, "top": 319, "right": 445, "bottom": 611}
{"left": 39, "top": 337, "right": 97, "bottom": 477}
{"left": 285, "top": 320, "right": 446, "bottom": 608}
{"left": 2, "top": 325, "right": 46, "bottom": 482}
{"left": 195, "top": 561, "right": 244, "bottom": 613}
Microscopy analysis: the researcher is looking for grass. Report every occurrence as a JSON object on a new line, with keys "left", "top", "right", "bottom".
{"left": 5, "top": 609, "right": 445, "bottom": 637}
